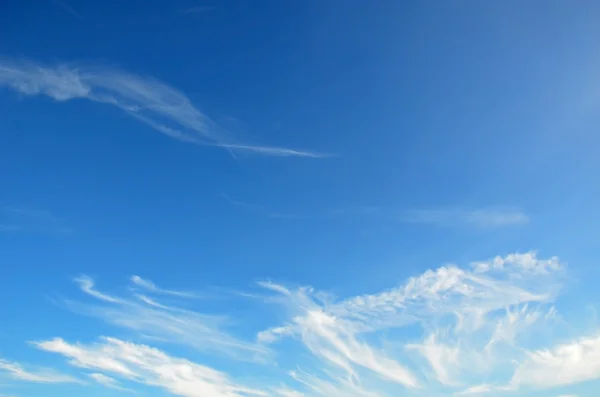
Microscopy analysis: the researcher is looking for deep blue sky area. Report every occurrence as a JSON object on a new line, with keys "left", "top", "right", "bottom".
{"left": 1, "top": 2, "right": 600, "bottom": 397}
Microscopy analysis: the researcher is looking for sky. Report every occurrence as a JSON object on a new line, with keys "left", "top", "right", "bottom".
{"left": 1, "top": 1, "right": 600, "bottom": 397}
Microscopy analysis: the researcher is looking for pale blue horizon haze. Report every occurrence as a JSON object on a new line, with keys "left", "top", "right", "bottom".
{"left": 1, "top": 1, "right": 600, "bottom": 397}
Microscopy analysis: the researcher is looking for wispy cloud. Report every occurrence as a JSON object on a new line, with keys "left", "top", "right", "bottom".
{"left": 221, "top": 194, "right": 306, "bottom": 220}
{"left": 68, "top": 275, "right": 268, "bottom": 361}
{"left": 180, "top": 5, "right": 216, "bottom": 14}
{"left": 6, "top": 251, "right": 594, "bottom": 396}
{"left": 403, "top": 208, "right": 529, "bottom": 228}
{"left": 510, "top": 334, "right": 600, "bottom": 389}
{"left": 88, "top": 372, "right": 135, "bottom": 392}
{"left": 130, "top": 275, "right": 197, "bottom": 298}
{"left": 0, "top": 207, "right": 70, "bottom": 235}
{"left": 454, "top": 384, "right": 493, "bottom": 395}
{"left": 0, "top": 58, "right": 325, "bottom": 158}
{"left": 34, "top": 337, "right": 267, "bottom": 397}
{"left": 0, "top": 357, "right": 80, "bottom": 384}
{"left": 52, "top": 0, "right": 84, "bottom": 20}
{"left": 256, "top": 252, "right": 566, "bottom": 395}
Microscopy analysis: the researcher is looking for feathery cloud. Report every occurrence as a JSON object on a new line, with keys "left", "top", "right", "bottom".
{"left": 34, "top": 337, "right": 267, "bottom": 397}
{"left": 69, "top": 275, "right": 268, "bottom": 361}
{"left": 257, "top": 252, "right": 565, "bottom": 394}
{"left": 0, "top": 207, "right": 70, "bottom": 234}
{"left": 52, "top": 0, "right": 84, "bottom": 20}
{"left": 12, "top": 250, "right": 593, "bottom": 396}
{"left": 510, "top": 334, "right": 600, "bottom": 389}
{"left": 404, "top": 208, "right": 529, "bottom": 228}
{"left": 0, "top": 358, "right": 80, "bottom": 384}
{"left": 221, "top": 194, "right": 306, "bottom": 220}
{"left": 180, "top": 5, "right": 216, "bottom": 14}
{"left": 130, "top": 275, "right": 197, "bottom": 298}
{"left": 0, "top": 58, "right": 325, "bottom": 158}
{"left": 454, "top": 384, "right": 493, "bottom": 395}
{"left": 88, "top": 372, "right": 135, "bottom": 392}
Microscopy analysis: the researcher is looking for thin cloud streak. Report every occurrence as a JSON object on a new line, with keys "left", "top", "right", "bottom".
{"left": 68, "top": 275, "right": 269, "bottom": 361}
{"left": 0, "top": 357, "right": 81, "bottom": 384}
{"left": 130, "top": 275, "right": 197, "bottom": 298}
{"left": 88, "top": 373, "right": 135, "bottom": 392}
{"left": 221, "top": 193, "right": 306, "bottom": 220}
{"left": 403, "top": 208, "right": 530, "bottom": 228}
{"left": 34, "top": 337, "right": 268, "bottom": 397}
{"left": 53, "top": 0, "right": 84, "bottom": 20}
{"left": 0, "top": 207, "right": 71, "bottom": 234}
{"left": 180, "top": 5, "right": 216, "bottom": 14}
{"left": 0, "top": 58, "right": 325, "bottom": 158}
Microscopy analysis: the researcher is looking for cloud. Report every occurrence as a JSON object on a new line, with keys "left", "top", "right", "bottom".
{"left": 221, "top": 194, "right": 305, "bottom": 220}
{"left": 68, "top": 275, "right": 268, "bottom": 361}
{"left": 405, "top": 333, "right": 460, "bottom": 386}
{"left": 510, "top": 334, "right": 600, "bottom": 389}
{"left": 0, "top": 58, "right": 325, "bottom": 158}
{"left": 8, "top": 250, "right": 595, "bottom": 396}
{"left": 88, "top": 372, "right": 135, "bottom": 392}
{"left": 471, "top": 252, "right": 562, "bottom": 275}
{"left": 0, "top": 357, "right": 80, "bottom": 384}
{"left": 130, "top": 275, "right": 197, "bottom": 298}
{"left": 257, "top": 252, "right": 565, "bottom": 394}
{"left": 53, "top": 0, "right": 84, "bottom": 19}
{"left": 257, "top": 285, "right": 420, "bottom": 390}
{"left": 180, "top": 5, "right": 216, "bottom": 14}
{"left": 272, "top": 387, "right": 307, "bottom": 397}
{"left": 454, "top": 384, "right": 493, "bottom": 395}
{"left": 34, "top": 337, "right": 267, "bottom": 397}
{"left": 289, "top": 369, "right": 381, "bottom": 397}
{"left": 403, "top": 208, "right": 529, "bottom": 228}
{"left": 0, "top": 207, "right": 70, "bottom": 234}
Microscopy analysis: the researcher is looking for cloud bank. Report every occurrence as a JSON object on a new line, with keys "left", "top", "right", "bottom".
{"left": 2, "top": 251, "right": 598, "bottom": 397}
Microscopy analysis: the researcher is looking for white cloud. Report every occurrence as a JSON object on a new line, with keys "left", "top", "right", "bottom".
{"left": 34, "top": 337, "right": 267, "bottom": 397}
{"left": 88, "top": 372, "right": 135, "bottom": 392}
{"left": 454, "top": 384, "right": 493, "bottom": 395}
{"left": 130, "top": 275, "right": 196, "bottom": 298}
{"left": 332, "top": 252, "right": 559, "bottom": 333}
{"left": 510, "top": 334, "right": 600, "bottom": 388}
{"left": 272, "top": 387, "right": 307, "bottom": 397}
{"left": 257, "top": 285, "right": 420, "bottom": 390}
{"left": 258, "top": 252, "right": 564, "bottom": 394}
{"left": 53, "top": 0, "right": 84, "bottom": 20}
{"left": 289, "top": 369, "right": 380, "bottom": 397}
{"left": 74, "top": 275, "right": 124, "bottom": 304}
{"left": 405, "top": 333, "right": 460, "bottom": 386}
{"left": 9, "top": 250, "right": 592, "bottom": 396}
{"left": 68, "top": 275, "right": 268, "bottom": 361}
{"left": 471, "top": 252, "right": 562, "bottom": 275}
{"left": 180, "top": 5, "right": 216, "bottom": 14}
{"left": 0, "top": 357, "right": 80, "bottom": 384}
{"left": 404, "top": 208, "right": 529, "bottom": 228}
{"left": 0, "top": 207, "right": 70, "bottom": 234}
{"left": 484, "top": 304, "right": 555, "bottom": 351}
{"left": 0, "top": 58, "right": 325, "bottom": 158}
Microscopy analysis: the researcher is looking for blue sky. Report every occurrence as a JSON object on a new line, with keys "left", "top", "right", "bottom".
{"left": 1, "top": 1, "right": 600, "bottom": 397}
